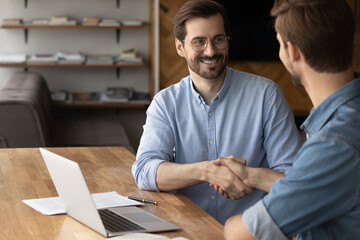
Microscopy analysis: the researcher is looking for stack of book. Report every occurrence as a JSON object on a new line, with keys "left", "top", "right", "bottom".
{"left": 72, "top": 92, "right": 99, "bottom": 103}
{"left": 98, "top": 19, "right": 120, "bottom": 27}
{"left": 121, "top": 19, "right": 142, "bottom": 26}
{"left": 27, "top": 54, "right": 58, "bottom": 64}
{"left": 0, "top": 53, "right": 26, "bottom": 64}
{"left": 86, "top": 54, "right": 114, "bottom": 65}
{"left": 57, "top": 52, "right": 85, "bottom": 64}
{"left": 2, "top": 18, "right": 22, "bottom": 26}
{"left": 116, "top": 48, "right": 142, "bottom": 64}
{"left": 51, "top": 90, "right": 69, "bottom": 102}
{"left": 100, "top": 87, "right": 133, "bottom": 103}
{"left": 82, "top": 17, "right": 100, "bottom": 26}
{"left": 30, "top": 19, "right": 49, "bottom": 25}
{"left": 49, "top": 16, "right": 77, "bottom": 26}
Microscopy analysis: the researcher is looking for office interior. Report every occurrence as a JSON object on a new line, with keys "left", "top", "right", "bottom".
{"left": 0, "top": 0, "right": 359, "bottom": 152}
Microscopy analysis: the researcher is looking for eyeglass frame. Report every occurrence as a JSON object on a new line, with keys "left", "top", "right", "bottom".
{"left": 181, "top": 34, "right": 230, "bottom": 52}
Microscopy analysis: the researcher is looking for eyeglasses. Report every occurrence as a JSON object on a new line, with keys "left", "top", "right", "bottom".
{"left": 182, "top": 35, "right": 230, "bottom": 52}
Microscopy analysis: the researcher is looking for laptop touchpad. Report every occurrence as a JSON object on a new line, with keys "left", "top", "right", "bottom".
{"left": 125, "top": 213, "right": 158, "bottom": 223}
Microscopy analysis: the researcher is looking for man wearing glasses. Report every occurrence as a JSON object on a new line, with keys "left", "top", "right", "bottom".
{"left": 132, "top": 0, "right": 301, "bottom": 225}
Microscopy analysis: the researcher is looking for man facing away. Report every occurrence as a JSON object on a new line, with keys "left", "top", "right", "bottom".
{"left": 221, "top": 0, "right": 360, "bottom": 239}
{"left": 132, "top": 0, "right": 301, "bottom": 225}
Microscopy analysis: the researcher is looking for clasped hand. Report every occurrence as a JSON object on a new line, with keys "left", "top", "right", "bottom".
{"left": 209, "top": 155, "right": 254, "bottom": 200}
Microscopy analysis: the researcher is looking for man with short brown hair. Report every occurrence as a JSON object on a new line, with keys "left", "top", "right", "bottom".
{"left": 132, "top": 0, "right": 301, "bottom": 225}
{"left": 223, "top": 0, "right": 360, "bottom": 239}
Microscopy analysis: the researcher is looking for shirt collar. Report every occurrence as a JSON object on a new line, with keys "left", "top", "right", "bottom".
{"left": 189, "top": 67, "right": 232, "bottom": 105}
{"left": 301, "top": 72, "right": 360, "bottom": 135}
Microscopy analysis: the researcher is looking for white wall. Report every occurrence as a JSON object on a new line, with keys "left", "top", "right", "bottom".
{"left": 0, "top": 0, "right": 150, "bottom": 93}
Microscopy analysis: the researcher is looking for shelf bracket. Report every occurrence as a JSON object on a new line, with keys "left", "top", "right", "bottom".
{"left": 24, "top": 0, "right": 28, "bottom": 8}
{"left": 116, "top": 68, "right": 121, "bottom": 79}
{"left": 24, "top": 29, "right": 28, "bottom": 44}
{"left": 117, "top": 0, "right": 121, "bottom": 8}
{"left": 24, "top": 67, "right": 28, "bottom": 72}
{"left": 116, "top": 29, "right": 121, "bottom": 44}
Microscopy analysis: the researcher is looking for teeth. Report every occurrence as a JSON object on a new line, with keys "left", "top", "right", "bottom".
{"left": 202, "top": 60, "right": 217, "bottom": 64}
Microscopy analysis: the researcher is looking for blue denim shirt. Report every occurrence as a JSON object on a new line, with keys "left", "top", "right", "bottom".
{"left": 133, "top": 67, "right": 301, "bottom": 224}
{"left": 243, "top": 73, "right": 360, "bottom": 239}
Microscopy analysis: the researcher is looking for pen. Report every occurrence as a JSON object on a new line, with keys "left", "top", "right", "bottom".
{"left": 127, "top": 196, "right": 158, "bottom": 205}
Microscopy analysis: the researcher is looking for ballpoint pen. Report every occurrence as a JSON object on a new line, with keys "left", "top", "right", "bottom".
{"left": 127, "top": 196, "right": 158, "bottom": 205}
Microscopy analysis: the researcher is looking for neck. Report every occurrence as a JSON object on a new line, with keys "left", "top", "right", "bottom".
{"left": 190, "top": 68, "right": 227, "bottom": 105}
{"left": 302, "top": 67, "right": 354, "bottom": 108}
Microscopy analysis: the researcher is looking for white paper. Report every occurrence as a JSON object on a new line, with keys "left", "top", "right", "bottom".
{"left": 22, "top": 191, "right": 143, "bottom": 215}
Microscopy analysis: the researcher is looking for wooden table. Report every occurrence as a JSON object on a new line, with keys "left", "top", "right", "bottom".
{"left": 0, "top": 147, "right": 224, "bottom": 240}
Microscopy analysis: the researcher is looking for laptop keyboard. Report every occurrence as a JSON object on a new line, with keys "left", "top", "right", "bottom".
{"left": 98, "top": 209, "right": 146, "bottom": 232}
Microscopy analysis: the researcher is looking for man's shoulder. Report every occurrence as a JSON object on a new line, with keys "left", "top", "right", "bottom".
{"left": 228, "top": 68, "right": 278, "bottom": 89}
{"left": 154, "top": 76, "right": 190, "bottom": 100}
{"left": 151, "top": 75, "right": 191, "bottom": 111}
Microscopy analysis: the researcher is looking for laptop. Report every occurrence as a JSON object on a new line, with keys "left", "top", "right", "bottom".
{"left": 39, "top": 148, "right": 180, "bottom": 237}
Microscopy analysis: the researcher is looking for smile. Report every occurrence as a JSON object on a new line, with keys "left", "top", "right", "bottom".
{"left": 201, "top": 59, "right": 217, "bottom": 64}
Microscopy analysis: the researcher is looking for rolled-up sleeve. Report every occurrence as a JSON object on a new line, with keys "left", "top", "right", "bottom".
{"left": 132, "top": 98, "right": 175, "bottom": 191}
{"left": 242, "top": 200, "right": 290, "bottom": 240}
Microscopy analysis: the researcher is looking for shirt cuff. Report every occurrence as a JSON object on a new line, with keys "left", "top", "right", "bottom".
{"left": 242, "top": 200, "right": 290, "bottom": 240}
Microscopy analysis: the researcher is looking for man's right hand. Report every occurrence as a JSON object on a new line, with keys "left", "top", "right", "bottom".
{"left": 203, "top": 161, "right": 253, "bottom": 200}
{"left": 156, "top": 160, "right": 253, "bottom": 200}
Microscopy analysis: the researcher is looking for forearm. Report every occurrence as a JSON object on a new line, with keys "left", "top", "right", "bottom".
{"left": 156, "top": 161, "right": 209, "bottom": 191}
{"left": 246, "top": 167, "right": 284, "bottom": 193}
{"left": 224, "top": 214, "right": 255, "bottom": 240}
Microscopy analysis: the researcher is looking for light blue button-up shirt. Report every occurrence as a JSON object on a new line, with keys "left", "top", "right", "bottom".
{"left": 243, "top": 73, "right": 360, "bottom": 239}
{"left": 133, "top": 67, "right": 301, "bottom": 224}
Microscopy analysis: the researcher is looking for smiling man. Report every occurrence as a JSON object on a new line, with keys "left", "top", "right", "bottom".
{"left": 132, "top": 0, "right": 301, "bottom": 225}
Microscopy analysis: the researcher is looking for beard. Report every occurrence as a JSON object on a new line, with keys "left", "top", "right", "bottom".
{"left": 285, "top": 60, "right": 303, "bottom": 87}
{"left": 187, "top": 54, "right": 228, "bottom": 79}
{"left": 290, "top": 72, "right": 302, "bottom": 87}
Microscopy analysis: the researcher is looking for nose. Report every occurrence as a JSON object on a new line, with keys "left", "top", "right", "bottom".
{"left": 203, "top": 40, "right": 216, "bottom": 56}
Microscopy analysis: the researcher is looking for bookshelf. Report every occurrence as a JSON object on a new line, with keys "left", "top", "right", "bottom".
{"left": 0, "top": 24, "right": 145, "bottom": 44}
{"left": 0, "top": 0, "right": 158, "bottom": 109}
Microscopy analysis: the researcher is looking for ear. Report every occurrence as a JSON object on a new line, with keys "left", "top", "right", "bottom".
{"left": 287, "top": 41, "right": 301, "bottom": 63}
{"left": 175, "top": 38, "right": 185, "bottom": 57}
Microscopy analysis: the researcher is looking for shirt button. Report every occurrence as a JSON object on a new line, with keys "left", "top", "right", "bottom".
{"left": 211, "top": 196, "right": 215, "bottom": 200}
{"left": 209, "top": 140, "right": 213, "bottom": 145}
{"left": 208, "top": 112, "right": 212, "bottom": 117}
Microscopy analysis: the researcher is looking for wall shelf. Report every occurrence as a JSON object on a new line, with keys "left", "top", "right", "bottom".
{"left": 0, "top": 0, "right": 156, "bottom": 109}
{"left": 23, "top": 0, "right": 122, "bottom": 9}
{"left": 53, "top": 101, "right": 149, "bottom": 109}
{"left": 0, "top": 24, "right": 145, "bottom": 44}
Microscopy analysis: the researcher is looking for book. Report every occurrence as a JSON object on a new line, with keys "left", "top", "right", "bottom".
{"left": 57, "top": 51, "right": 85, "bottom": 64}
{"left": 30, "top": 19, "right": 49, "bottom": 25}
{"left": 82, "top": 17, "right": 100, "bottom": 26}
{"left": 49, "top": 16, "right": 77, "bottom": 26}
{"left": 51, "top": 90, "right": 69, "bottom": 102}
{"left": 2, "top": 18, "right": 22, "bottom": 26}
{"left": 0, "top": 53, "right": 26, "bottom": 64}
{"left": 48, "top": 20, "right": 77, "bottom": 26}
{"left": 120, "top": 48, "right": 136, "bottom": 59}
{"left": 50, "top": 16, "right": 68, "bottom": 22}
{"left": 27, "top": 54, "right": 58, "bottom": 64}
{"left": 72, "top": 92, "right": 99, "bottom": 103}
{"left": 86, "top": 54, "right": 114, "bottom": 65}
{"left": 121, "top": 19, "right": 142, "bottom": 26}
{"left": 116, "top": 48, "right": 143, "bottom": 64}
{"left": 99, "top": 19, "right": 120, "bottom": 27}
{"left": 100, "top": 87, "right": 133, "bottom": 103}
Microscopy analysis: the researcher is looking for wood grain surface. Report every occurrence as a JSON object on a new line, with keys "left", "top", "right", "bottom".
{"left": 0, "top": 147, "right": 224, "bottom": 240}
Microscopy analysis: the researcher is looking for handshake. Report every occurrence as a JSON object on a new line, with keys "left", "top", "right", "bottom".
{"left": 207, "top": 155, "right": 280, "bottom": 200}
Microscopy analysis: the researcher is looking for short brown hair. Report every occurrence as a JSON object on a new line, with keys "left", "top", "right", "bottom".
{"left": 173, "top": 0, "right": 230, "bottom": 41}
{"left": 271, "top": 0, "right": 354, "bottom": 73}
